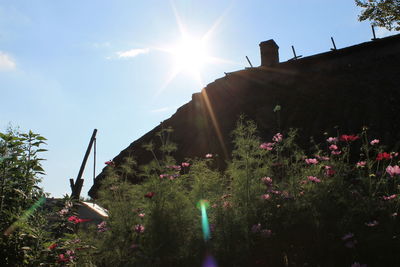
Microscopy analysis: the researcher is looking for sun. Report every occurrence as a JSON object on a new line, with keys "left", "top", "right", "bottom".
{"left": 153, "top": 2, "right": 234, "bottom": 96}
{"left": 171, "top": 35, "right": 209, "bottom": 75}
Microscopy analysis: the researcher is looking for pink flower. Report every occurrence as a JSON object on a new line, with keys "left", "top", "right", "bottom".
{"left": 356, "top": 161, "right": 366, "bottom": 168}
{"left": 97, "top": 221, "right": 108, "bottom": 232}
{"left": 58, "top": 254, "right": 69, "bottom": 263}
{"left": 134, "top": 224, "right": 145, "bottom": 233}
{"left": 260, "top": 142, "right": 274, "bottom": 150}
{"left": 269, "top": 190, "right": 281, "bottom": 195}
{"left": 105, "top": 160, "right": 115, "bottom": 166}
{"left": 305, "top": 158, "right": 319, "bottom": 165}
{"left": 138, "top": 213, "right": 145, "bottom": 218}
{"left": 331, "top": 150, "right": 342, "bottom": 155}
{"left": 261, "top": 176, "right": 273, "bottom": 185}
{"left": 144, "top": 192, "right": 155, "bottom": 198}
{"left": 365, "top": 220, "right": 379, "bottom": 227}
{"left": 340, "top": 134, "right": 359, "bottom": 142}
{"left": 205, "top": 153, "right": 213, "bottom": 158}
{"left": 272, "top": 133, "right": 283, "bottom": 143}
{"left": 324, "top": 165, "right": 335, "bottom": 177}
{"left": 68, "top": 216, "right": 90, "bottom": 224}
{"left": 377, "top": 152, "right": 391, "bottom": 161}
{"left": 48, "top": 243, "right": 58, "bottom": 250}
{"left": 370, "top": 139, "right": 380, "bottom": 145}
{"left": 159, "top": 174, "right": 167, "bottom": 179}
{"left": 326, "top": 137, "right": 338, "bottom": 143}
{"left": 386, "top": 165, "right": 400, "bottom": 177}
{"left": 307, "top": 176, "right": 321, "bottom": 183}
{"left": 316, "top": 155, "right": 330, "bottom": 161}
{"left": 329, "top": 144, "right": 338, "bottom": 151}
{"left": 181, "top": 162, "right": 190, "bottom": 167}
{"left": 383, "top": 194, "right": 397, "bottom": 201}
{"left": 58, "top": 208, "right": 69, "bottom": 215}
{"left": 261, "top": 194, "right": 271, "bottom": 200}
{"left": 166, "top": 165, "right": 181, "bottom": 171}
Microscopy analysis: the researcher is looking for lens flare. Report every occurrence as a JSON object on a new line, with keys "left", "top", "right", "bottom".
{"left": 4, "top": 196, "right": 46, "bottom": 236}
{"left": 197, "top": 199, "right": 211, "bottom": 241}
{"left": 202, "top": 253, "right": 218, "bottom": 267}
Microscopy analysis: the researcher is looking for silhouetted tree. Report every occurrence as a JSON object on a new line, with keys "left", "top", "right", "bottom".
{"left": 355, "top": 0, "right": 400, "bottom": 30}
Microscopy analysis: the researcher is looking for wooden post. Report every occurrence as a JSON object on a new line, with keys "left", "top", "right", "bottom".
{"left": 290, "top": 46, "right": 302, "bottom": 60}
{"left": 245, "top": 56, "right": 253, "bottom": 67}
{"left": 371, "top": 25, "right": 378, "bottom": 40}
{"left": 71, "top": 129, "right": 97, "bottom": 199}
{"left": 330, "top": 37, "right": 337, "bottom": 50}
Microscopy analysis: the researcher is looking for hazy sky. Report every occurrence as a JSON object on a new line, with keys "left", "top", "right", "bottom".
{"left": 0, "top": 0, "right": 398, "bottom": 198}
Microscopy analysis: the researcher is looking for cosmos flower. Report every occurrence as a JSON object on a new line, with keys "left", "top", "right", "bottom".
{"left": 329, "top": 144, "right": 338, "bottom": 151}
{"left": 307, "top": 176, "right": 321, "bottom": 183}
{"left": 260, "top": 142, "right": 274, "bottom": 150}
{"left": 326, "top": 137, "right": 338, "bottom": 143}
{"left": 370, "top": 139, "right": 380, "bottom": 145}
{"left": 105, "top": 160, "right": 115, "bottom": 166}
{"left": 134, "top": 224, "right": 145, "bottom": 233}
{"left": 48, "top": 243, "right": 58, "bottom": 250}
{"left": 324, "top": 165, "right": 335, "bottom": 177}
{"left": 68, "top": 216, "right": 90, "bottom": 224}
{"left": 382, "top": 194, "right": 397, "bottom": 201}
{"left": 365, "top": 220, "right": 379, "bottom": 227}
{"left": 376, "top": 152, "right": 391, "bottom": 161}
{"left": 305, "top": 158, "right": 319, "bottom": 165}
{"left": 356, "top": 161, "right": 366, "bottom": 168}
{"left": 340, "top": 134, "right": 359, "bottom": 142}
{"left": 272, "top": 133, "right": 283, "bottom": 143}
{"left": 144, "top": 192, "right": 155, "bottom": 198}
{"left": 386, "top": 165, "right": 400, "bottom": 177}
{"left": 181, "top": 162, "right": 190, "bottom": 167}
{"left": 261, "top": 194, "right": 271, "bottom": 200}
{"left": 261, "top": 176, "right": 273, "bottom": 185}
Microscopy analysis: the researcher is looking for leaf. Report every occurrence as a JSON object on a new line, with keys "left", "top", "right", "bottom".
{"left": 36, "top": 136, "right": 47, "bottom": 141}
{"left": 33, "top": 165, "right": 45, "bottom": 172}
{"left": 14, "top": 188, "right": 27, "bottom": 198}
{"left": 36, "top": 149, "right": 48, "bottom": 152}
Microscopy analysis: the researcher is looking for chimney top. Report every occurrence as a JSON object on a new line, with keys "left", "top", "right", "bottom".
{"left": 259, "top": 39, "right": 279, "bottom": 48}
{"left": 259, "top": 39, "right": 279, "bottom": 67}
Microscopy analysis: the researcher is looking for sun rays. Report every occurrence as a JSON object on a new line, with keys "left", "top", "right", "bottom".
{"left": 154, "top": 1, "right": 233, "bottom": 96}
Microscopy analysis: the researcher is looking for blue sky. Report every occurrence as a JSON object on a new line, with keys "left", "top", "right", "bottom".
{"left": 0, "top": 0, "right": 398, "bottom": 198}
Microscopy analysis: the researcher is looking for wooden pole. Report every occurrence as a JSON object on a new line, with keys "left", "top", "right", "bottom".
{"left": 245, "top": 56, "right": 253, "bottom": 67}
{"left": 71, "top": 129, "right": 97, "bottom": 199}
{"left": 371, "top": 25, "right": 377, "bottom": 40}
{"left": 330, "top": 37, "right": 337, "bottom": 50}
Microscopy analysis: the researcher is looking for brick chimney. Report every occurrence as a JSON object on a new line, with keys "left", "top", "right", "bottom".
{"left": 259, "top": 39, "right": 279, "bottom": 67}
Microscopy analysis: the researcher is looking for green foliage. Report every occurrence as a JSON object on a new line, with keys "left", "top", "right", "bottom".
{"left": 0, "top": 128, "right": 92, "bottom": 266}
{"left": 0, "top": 128, "right": 50, "bottom": 266}
{"left": 81, "top": 118, "right": 400, "bottom": 266}
{"left": 355, "top": 0, "right": 400, "bottom": 31}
